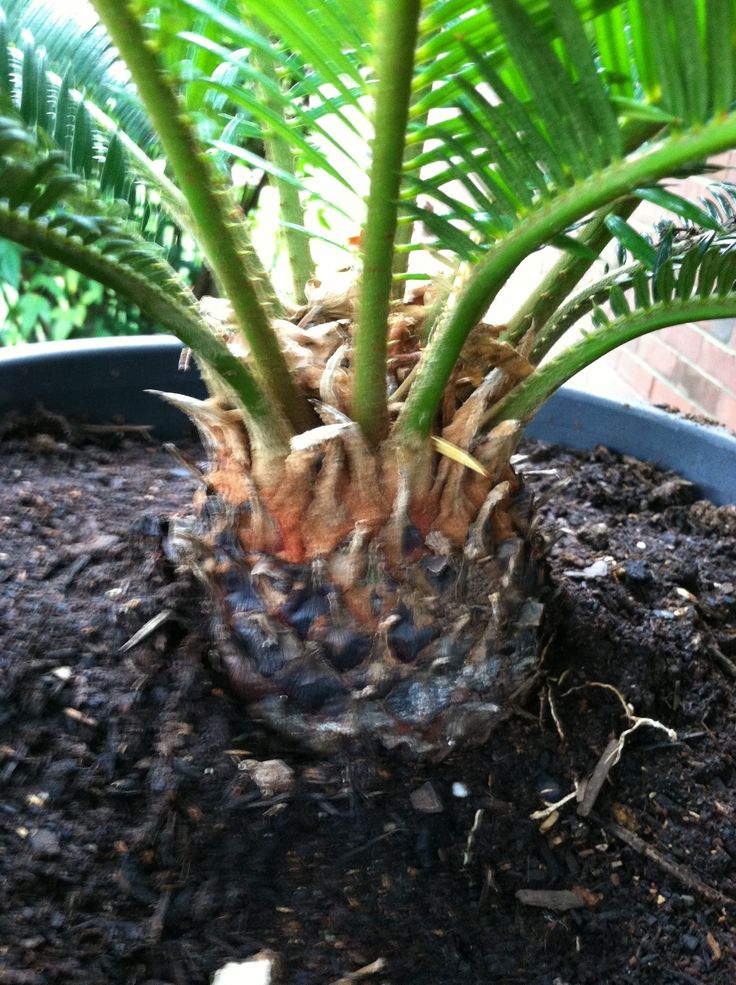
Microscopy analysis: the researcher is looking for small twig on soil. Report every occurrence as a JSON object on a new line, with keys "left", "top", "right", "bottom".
{"left": 83, "top": 423, "right": 154, "bottom": 439}
{"left": 577, "top": 716, "right": 676, "bottom": 818}
{"left": 709, "top": 644, "right": 736, "bottom": 679}
{"left": 546, "top": 685, "right": 566, "bottom": 743}
{"left": 576, "top": 737, "right": 621, "bottom": 818}
{"left": 530, "top": 787, "right": 579, "bottom": 820}
{"left": 530, "top": 681, "right": 677, "bottom": 822}
{"left": 605, "top": 821, "right": 735, "bottom": 908}
{"left": 515, "top": 889, "right": 586, "bottom": 912}
{"left": 557, "top": 681, "right": 677, "bottom": 818}
{"left": 339, "top": 824, "right": 401, "bottom": 862}
{"left": 463, "top": 808, "right": 486, "bottom": 866}
{"left": 328, "top": 957, "right": 387, "bottom": 984}
{"left": 120, "top": 610, "right": 172, "bottom": 653}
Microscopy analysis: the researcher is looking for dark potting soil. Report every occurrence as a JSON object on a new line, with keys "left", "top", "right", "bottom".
{"left": 1, "top": 414, "right": 735, "bottom": 985}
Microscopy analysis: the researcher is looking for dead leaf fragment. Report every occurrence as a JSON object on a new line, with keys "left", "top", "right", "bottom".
{"left": 515, "top": 889, "right": 585, "bottom": 911}
{"left": 240, "top": 759, "right": 294, "bottom": 798}
{"left": 571, "top": 885, "right": 603, "bottom": 907}
{"left": 539, "top": 810, "right": 559, "bottom": 833}
{"left": 410, "top": 781, "right": 443, "bottom": 814}
{"left": 707, "top": 931, "right": 722, "bottom": 962}
{"left": 612, "top": 802, "right": 640, "bottom": 831}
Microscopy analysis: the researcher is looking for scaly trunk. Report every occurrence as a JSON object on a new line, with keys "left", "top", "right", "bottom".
{"left": 165, "top": 286, "right": 545, "bottom": 756}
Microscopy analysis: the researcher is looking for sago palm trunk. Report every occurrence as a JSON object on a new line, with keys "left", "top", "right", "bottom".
{"left": 165, "top": 291, "right": 546, "bottom": 756}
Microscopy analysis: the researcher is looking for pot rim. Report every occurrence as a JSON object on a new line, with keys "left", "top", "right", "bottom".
{"left": 1, "top": 336, "right": 733, "bottom": 504}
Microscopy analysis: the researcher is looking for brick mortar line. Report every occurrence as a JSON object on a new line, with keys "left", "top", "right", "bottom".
{"left": 655, "top": 336, "right": 736, "bottom": 400}
{"left": 651, "top": 319, "right": 734, "bottom": 356}
{"left": 688, "top": 324, "right": 736, "bottom": 356}
{"left": 624, "top": 348, "right": 715, "bottom": 417}
{"left": 635, "top": 319, "right": 735, "bottom": 357}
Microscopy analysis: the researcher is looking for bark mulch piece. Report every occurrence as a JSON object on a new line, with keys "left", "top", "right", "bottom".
{"left": 1, "top": 416, "right": 735, "bottom": 984}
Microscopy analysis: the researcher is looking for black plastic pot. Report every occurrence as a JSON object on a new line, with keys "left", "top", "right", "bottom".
{"left": 1, "top": 336, "right": 734, "bottom": 504}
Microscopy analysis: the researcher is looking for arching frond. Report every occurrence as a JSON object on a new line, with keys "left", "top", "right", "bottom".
{"left": 0, "top": 110, "right": 284, "bottom": 442}
{"left": 0, "top": 0, "right": 156, "bottom": 149}
{"left": 0, "top": 14, "right": 193, "bottom": 250}
{"left": 490, "top": 230, "right": 736, "bottom": 424}
{"left": 397, "top": 0, "right": 736, "bottom": 441}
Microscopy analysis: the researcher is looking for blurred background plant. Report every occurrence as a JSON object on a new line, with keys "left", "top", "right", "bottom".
{"left": 0, "top": 0, "right": 281, "bottom": 345}
{"left": 0, "top": 215, "right": 202, "bottom": 344}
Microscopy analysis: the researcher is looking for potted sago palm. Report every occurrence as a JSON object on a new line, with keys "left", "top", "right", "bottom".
{"left": 1, "top": 0, "right": 736, "bottom": 754}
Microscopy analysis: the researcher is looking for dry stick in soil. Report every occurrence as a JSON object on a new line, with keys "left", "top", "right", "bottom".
{"left": 602, "top": 820, "right": 735, "bottom": 909}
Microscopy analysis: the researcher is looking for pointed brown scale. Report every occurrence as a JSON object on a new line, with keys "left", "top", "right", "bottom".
{"left": 342, "top": 583, "right": 382, "bottom": 630}
{"left": 229, "top": 611, "right": 301, "bottom": 677}
{"left": 424, "top": 450, "right": 453, "bottom": 513}
{"left": 385, "top": 307, "right": 424, "bottom": 391}
{"left": 487, "top": 467, "right": 523, "bottom": 544}
{"left": 472, "top": 420, "right": 523, "bottom": 480}
{"left": 467, "top": 595, "right": 504, "bottom": 666}
{"left": 221, "top": 646, "right": 280, "bottom": 703}
{"left": 498, "top": 536, "right": 527, "bottom": 594}
{"left": 383, "top": 440, "right": 439, "bottom": 536}
{"left": 222, "top": 563, "right": 265, "bottom": 615}
{"left": 465, "top": 481, "right": 512, "bottom": 562}
{"left": 453, "top": 320, "right": 501, "bottom": 381}
{"left": 387, "top": 309, "right": 421, "bottom": 350}
{"left": 375, "top": 612, "right": 404, "bottom": 666}
{"left": 319, "top": 342, "right": 351, "bottom": 414}
{"left": 425, "top": 614, "right": 473, "bottom": 674}
{"left": 280, "top": 564, "right": 331, "bottom": 638}
{"left": 234, "top": 474, "right": 280, "bottom": 554}
{"left": 300, "top": 272, "right": 358, "bottom": 324}
{"left": 276, "top": 642, "right": 347, "bottom": 712}
{"left": 274, "top": 316, "right": 345, "bottom": 396}
{"left": 148, "top": 393, "right": 253, "bottom": 501}
{"left": 259, "top": 448, "right": 319, "bottom": 563}
{"left": 327, "top": 521, "right": 370, "bottom": 590}
{"left": 303, "top": 441, "right": 354, "bottom": 559}
{"left": 464, "top": 467, "right": 494, "bottom": 513}
{"left": 322, "top": 624, "right": 373, "bottom": 673}
{"left": 299, "top": 319, "right": 346, "bottom": 361}
{"left": 313, "top": 403, "right": 385, "bottom": 517}
{"left": 379, "top": 465, "right": 420, "bottom": 567}
{"left": 250, "top": 557, "right": 293, "bottom": 615}
{"left": 456, "top": 328, "right": 533, "bottom": 391}
{"left": 442, "top": 369, "right": 504, "bottom": 450}
{"left": 431, "top": 454, "right": 491, "bottom": 546}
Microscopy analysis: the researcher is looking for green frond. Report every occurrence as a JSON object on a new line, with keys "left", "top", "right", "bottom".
{"left": 604, "top": 215, "right": 657, "bottom": 269}
{"left": 0, "top": 21, "right": 192, "bottom": 247}
{"left": 0, "top": 110, "right": 287, "bottom": 446}
{"left": 397, "top": 0, "right": 736, "bottom": 442}
{"left": 529, "top": 225, "right": 736, "bottom": 363}
{"left": 4, "top": 0, "right": 736, "bottom": 458}
{"left": 1, "top": 0, "right": 156, "bottom": 149}
{"left": 493, "top": 292, "right": 736, "bottom": 427}
{"left": 91, "top": 0, "right": 313, "bottom": 433}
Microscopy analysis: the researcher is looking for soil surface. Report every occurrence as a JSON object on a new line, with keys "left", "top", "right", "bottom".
{"left": 1, "top": 412, "right": 735, "bottom": 985}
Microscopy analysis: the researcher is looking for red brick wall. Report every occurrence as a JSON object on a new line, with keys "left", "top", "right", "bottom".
{"left": 604, "top": 156, "right": 736, "bottom": 429}
{"left": 610, "top": 320, "right": 736, "bottom": 428}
